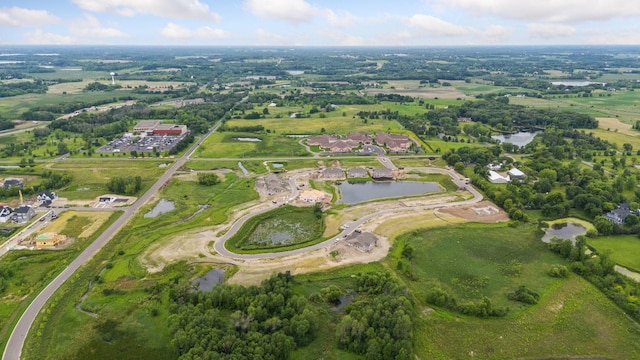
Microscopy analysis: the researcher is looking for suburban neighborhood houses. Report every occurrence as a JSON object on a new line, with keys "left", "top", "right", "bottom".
{"left": 306, "top": 132, "right": 416, "bottom": 154}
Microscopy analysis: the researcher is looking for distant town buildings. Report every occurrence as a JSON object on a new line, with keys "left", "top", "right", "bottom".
{"left": 306, "top": 132, "right": 415, "bottom": 154}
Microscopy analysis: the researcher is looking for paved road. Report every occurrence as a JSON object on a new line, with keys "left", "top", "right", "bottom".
{"left": 214, "top": 166, "right": 482, "bottom": 260}
{"left": 2, "top": 103, "right": 236, "bottom": 360}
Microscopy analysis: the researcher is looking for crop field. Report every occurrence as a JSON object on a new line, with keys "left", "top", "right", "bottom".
{"left": 588, "top": 235, "right": 640, "bottom": 272}
{"left": 49, "top": 160, "right": 168, "bottom": 200}
{"left": 194, "top": 132, "right": 310, "bottom": 158}
{"left": 590, "top": 128, "right": 640, "bottom": 149}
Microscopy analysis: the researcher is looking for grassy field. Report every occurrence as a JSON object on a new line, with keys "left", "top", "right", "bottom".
{"left": 49, "top": 160, "right": 169, "bottom": 200}
{"left": 588, "top": 235, "right": 640, "bottom": 272}
{"left": 393, "top": 223, "right": 564, "bottom": 310}
{"left": 185, "top": 159, "right": 269, "bottom": 174}
{"left": 24, "top": 173, "right": 258, "bottom": 360}
{"left": 0, "top": 211, "right": 121, "bottom": 355}
{"left": 225, "top": 110, "right": 403, "bottom": 134}
{"left": 194, "top": 132, "right": 310, "bottom": 158}
{"left": 41, "top": 211, "right": 113, "bottom": 239}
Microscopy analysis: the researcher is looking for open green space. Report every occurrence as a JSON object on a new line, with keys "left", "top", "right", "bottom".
{"left": 23, "top": 173, "right": 258, "bottom": 360}
{"left": 224, "top": 111, "right": 403, "bottom": 134}
{"left": 49, "top": 160, "right": 169, "bottom": 200}
{"left": 0, "top": 211, "right": 121, "bottom": 354}
{"left": 185, "top": 159, "right": 269, "bottom": 174}
{"left": 225, "top": 205, "right": 326, "bottom": 253}
{"left": 194, "top": 132, "right": 310, "bottom": 158}
{"left": 588, "top": 235, "right": 640, "bottom": 272}
{"left": 393, "top": 223, "right": 564, "bottom": 311}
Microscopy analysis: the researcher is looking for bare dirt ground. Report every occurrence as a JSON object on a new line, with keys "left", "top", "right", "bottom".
{"left": 439, "top": 200, "right": 509, "bottom": 223}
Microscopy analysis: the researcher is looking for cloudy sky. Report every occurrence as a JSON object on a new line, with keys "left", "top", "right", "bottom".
{"left": 1, "top": 0, "right": 640, "bottom": 46}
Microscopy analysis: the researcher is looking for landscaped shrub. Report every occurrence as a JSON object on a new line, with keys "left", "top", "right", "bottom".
{"left": 548, "top": 264, "right": 569, "bottom": 278}
{"left": 507, "top": 285, "right": 540, "bottom": 304}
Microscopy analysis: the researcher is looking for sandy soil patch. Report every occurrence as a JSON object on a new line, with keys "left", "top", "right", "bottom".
{"left": 439, "top": 200, "right": 509, "bottom": 223}
{"left": 597, "top": 117, "right": 635, "bottom": 135}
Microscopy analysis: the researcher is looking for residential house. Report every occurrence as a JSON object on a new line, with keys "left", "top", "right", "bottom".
{"left": 371, "top": 168, "right": 393, "bottom": 181}
{"left": 508, "top": 168, "right": 525, "bottom": 180}
{"left": 0, "top": 206, "right": 13, "bottom": 223}
{"left": 458, "top": 117, "right": 473, "bottom": 123}
{"left": 3, "top": 179, "right": 24, "bottom": 189}
{"left": 606, "top": 203, "right": 632, "bottom": 225}
{"left": 347, "top": 167, "right": 369, "bottom": 179}
{"left": 488, "top": 171, "right": 510, "bottom": 184}
{"left": 34, "top": 233, "right": 67, "bottom": 248}
{"left": 487, "top": 163, "right": 503, "bottom": 171}
{"left": 329, "top": 140, "right": 355, "bottom": 153}
{"left": 347, "top": 232, "right": 379, "bottom": 252}
{"left": 13, "top": 205, "right": 35, "bottom": 223}
{"left": 375, "top": 133, "right": 414, "bottom": 153}
{"left": 345, "top": 132, "right": 372, "bottom": 144}
{"left": 99, "top": 196, "right": 117, "bottom": 203}
{"left": 322, "top": 167, "right": 345, "bottom": 180}
{"left": 37, "top": 191, "right": 57, "bottom": 206}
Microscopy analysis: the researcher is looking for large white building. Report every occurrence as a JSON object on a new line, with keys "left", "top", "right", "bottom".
{"left": 488, "top": 171, "right": 510, "bottom": 184}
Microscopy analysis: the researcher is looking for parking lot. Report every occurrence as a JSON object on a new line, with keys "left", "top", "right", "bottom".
{"left": 97, "top": 133, "right": 187, "bottom": 154}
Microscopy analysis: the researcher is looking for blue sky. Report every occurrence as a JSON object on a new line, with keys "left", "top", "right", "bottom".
{"left": 1, "top": 0, "right": 640, "bottom": 46}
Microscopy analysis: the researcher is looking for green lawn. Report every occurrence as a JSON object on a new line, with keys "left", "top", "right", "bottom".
{"left": 49, "top": 160, "right": 169, "bottom": 200}
{"left": 588, "top": 235, "right": 640, "bottom": 272}
{"left": 194, "top": 132, "right": 310, "bottom": 158}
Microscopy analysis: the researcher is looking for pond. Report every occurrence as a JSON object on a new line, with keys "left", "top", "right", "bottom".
{"left": 272, "top": 163, "right": 284, "bottom": 168}
{"left": 144, "top": 199, "right": 175, "bottom": 218}
{"left": 491, "top": 132, "right": 538, "bottom": 147}
{"left": 339, "top": 181, "right": 440, "bottom": 204}
{"left": 286, "top": 70, "right": 305, "bottom": 75}
{"left": 193, "top": 268, "right": 225, "bottom": 292}
{"left": 541, "top": 222, "right": 587, "bottom": 244}
{"left": 551, "top": 81, "right": 604, "bottom": 87}
{"left": 235, "top": 137, "right": 262, "bottom": 142}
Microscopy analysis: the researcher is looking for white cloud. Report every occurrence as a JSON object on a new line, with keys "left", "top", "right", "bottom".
{"left": 406, "top": 14, "right": 468, "bottom": 36}
{"left": 255, "top": 29, "right": 292, "bottom": 45}
{"left": 527, "top": 23, "right": 576, "bottom": 39}
{"left": 0, "top": 7, "right": 59, "bottom": 27}
{"left": 161, "top": 23, "right": 232, "bottom": 40}
{"left": 586, "top": 30, "right": 640, "bottom": 45}
{"left": 324, "top": 9, "right": 359, "bottom": 28}
{"left": 321, "top": 30, "right": 366, "bottom": 46}
{"left": 433, "top": 0, "right": 640, "bottom": 23}
{"left": 478, "top": 25, "right": 511, "bottom": 42}
{"left": 69, "top": 14, "right": 129, "bottom": 38}
{"left": 24, "top": 29, "right": 75, "bottom": 45}
{"left": 71, "top": 0, "right": 220, "bottom": 21}
{"left": 245, "top": 0, "right": 318, "bottom": 24}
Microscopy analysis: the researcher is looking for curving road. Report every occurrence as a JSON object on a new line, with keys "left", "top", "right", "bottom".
{"left": 2, "top": 105, "right": 235, "bottom": 360}
{"left": 214, "top": 166, "right": 482, "bottom": 260}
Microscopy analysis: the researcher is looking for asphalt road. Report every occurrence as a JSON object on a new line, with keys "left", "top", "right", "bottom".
{"left": 2, "top": 109, "right": 230, "bottom": 360}
{"left": 214, "top": 166, "right": 482, "bottom": 260}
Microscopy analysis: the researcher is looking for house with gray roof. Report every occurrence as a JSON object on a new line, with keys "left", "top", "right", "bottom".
{"left": 322, "top": 167, "right": 345, "bottom": 180}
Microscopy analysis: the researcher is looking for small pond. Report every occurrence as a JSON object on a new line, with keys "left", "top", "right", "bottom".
{"left": 193, "top": 268, "right": 225, "bottom": 292}
{"left": 235, "top": 137, "right": 262, "bottom": 142}
{"left": 551, "top": 81, "right": 604, "bottom": 87}
{"left": 144, "top": 199, "right": 175, "bottom": 218}
{"left": 331, "top": 294, "right": 355, "bottom": 312}
{"left": 491, "top": 132, "right": 538, "bottom": 147}
{"left": 272, "top": 163, "right": 284, "bottom": 168}
{"left": 339, "top": 181, "right": 440, "bottom": 204}
{"left": 541, "top": 222, "right": 587, "bottom": 244}
{"left": 286, "top": 70, "right": 305, "bottom": 75}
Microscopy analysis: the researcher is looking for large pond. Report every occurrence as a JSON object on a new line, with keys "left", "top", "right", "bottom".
{"left": 541, "top": 222, "right": 587, "bottom": 244}
{"left": 339, "top": 181, "right": 440, "bottom": 204}
{"left": 492, "top": 132, "right": 538, "bottom": 147}
{"left": 235, "top": 137, "right": 262, "bottom": 142}
{"left": 193, "top": 268, "right": 225, "bottom": 292}
{"left": 144, "top": 199, "right": 175, "bottom": 218}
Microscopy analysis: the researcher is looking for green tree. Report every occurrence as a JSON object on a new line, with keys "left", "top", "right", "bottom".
{"left": 593, "top": 215, "right": 614, "bottom": 235}
{"left": 197, "top": 172, "right": 220, "bottom": 186}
